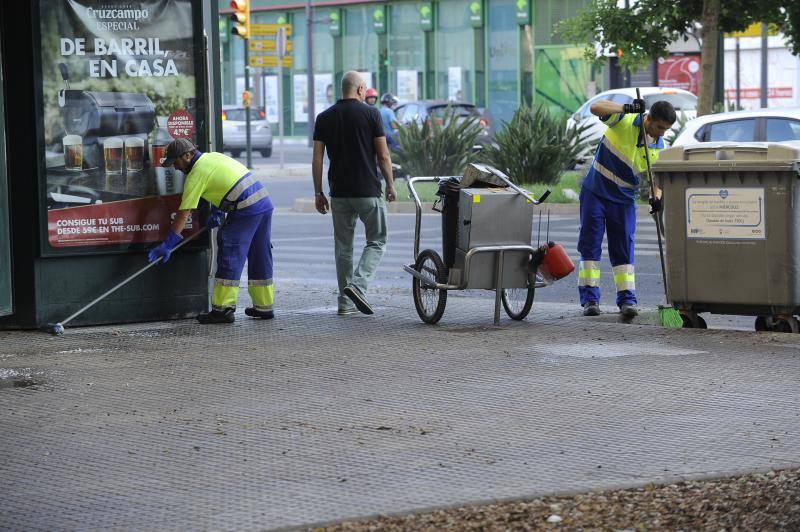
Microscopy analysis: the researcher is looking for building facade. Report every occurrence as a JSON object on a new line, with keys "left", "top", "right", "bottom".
{"left": 219, "top": 0, "right": 602, "bottom": 135}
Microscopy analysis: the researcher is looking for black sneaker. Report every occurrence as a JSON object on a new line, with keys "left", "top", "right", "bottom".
{"left": 583, "top": 302, "right": 600, "bottom": 316}
{"left": 245, "top": 307, "right": 274, "bottom": 319}
{"left": 343, "top": 284, "right": 374, "bottom": 315}
{"left": 619, "top": 303, "right": 639, "bottom": 318}
{"left": 197, "top": 308, "right": 235, "bottom": 324}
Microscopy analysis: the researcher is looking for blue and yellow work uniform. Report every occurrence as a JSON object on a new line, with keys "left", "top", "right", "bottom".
{"left": 578, "top": 112, "right": 664, "bottom": 307}
{"left": 179, "top": 152, "right": 275, "bottom": 313}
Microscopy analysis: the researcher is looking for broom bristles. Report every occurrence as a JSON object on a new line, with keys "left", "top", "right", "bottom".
{"left": 658, "top": 305, "right": 683, "bottom": 328}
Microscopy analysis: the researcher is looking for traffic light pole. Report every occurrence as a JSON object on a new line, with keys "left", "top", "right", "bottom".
{"left": 244, "top": 37, "right": 252, "bottom": 169}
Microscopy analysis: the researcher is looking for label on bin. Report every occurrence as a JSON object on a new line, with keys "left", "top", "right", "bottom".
{"left": 685, "top": 187, "right": 765, "bottom": 240}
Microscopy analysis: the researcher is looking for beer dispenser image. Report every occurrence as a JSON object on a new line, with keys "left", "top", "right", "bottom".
{"left": 56, "top": 63, "right": 156, "bottom": 195}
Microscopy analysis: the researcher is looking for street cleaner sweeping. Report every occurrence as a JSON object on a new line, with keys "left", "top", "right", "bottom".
{"left": 148, "top": 138, "right": 275, "bottom": 324}
{"left": 576, "top": 89, "right": 681, "bottom": 326}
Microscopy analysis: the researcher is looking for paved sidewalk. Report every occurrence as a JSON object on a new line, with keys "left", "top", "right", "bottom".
{"left": 1, "top": 283, "right": 798, "bottom": 530}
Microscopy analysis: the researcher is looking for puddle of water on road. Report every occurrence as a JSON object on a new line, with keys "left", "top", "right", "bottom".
{"left": 535, "top": 341, "right": 708, "bottom": 359}
{"left": 0, "top": 368, "right": 47, "bottom": 390}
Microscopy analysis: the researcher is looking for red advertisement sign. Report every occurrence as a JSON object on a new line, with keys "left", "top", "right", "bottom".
{"left": 657, "top": 54, "right": 701, "bottom": 95}
{"left": 47, "top": 194, "right": 200, "bottom": 248}
{"left": 167, "top": 109, "right": 196, "bottom": 139}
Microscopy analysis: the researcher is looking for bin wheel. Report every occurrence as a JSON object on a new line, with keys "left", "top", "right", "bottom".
{"left": 501, "top": 278, "right": 535, "bottom": 321}
{"left": 772, "top": 317, "right": 799, "bottom": 334}
{"left": 755, "top": 315, "right": 770, "bottom": 331}
{"left": 681, "top": 312, "right": 707, "bottom": 329}
{"left": 412, "top": 249, "right": 447, "bottom": 325}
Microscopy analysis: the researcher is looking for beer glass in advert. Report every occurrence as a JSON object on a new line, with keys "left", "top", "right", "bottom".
{"left": 103, "top": 137, "right": 123, "bottom": 175}
{"left": 63, "top": 134, "right": 83, "bottom": 171}
{"left": 125, "top": 137, "right": 144, "bottom": 172}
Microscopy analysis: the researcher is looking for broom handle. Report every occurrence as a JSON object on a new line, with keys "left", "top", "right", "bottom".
{"left": 636, "top": 88, "right": 670, "bottom": 302}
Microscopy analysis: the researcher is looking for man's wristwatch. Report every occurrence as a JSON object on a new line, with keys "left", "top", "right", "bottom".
{"left": 315, "top": 191, "right": 324, "bottom": 196}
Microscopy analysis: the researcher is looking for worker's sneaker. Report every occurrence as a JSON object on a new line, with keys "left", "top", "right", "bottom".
{"left": 197, "top": 308, "right": 235, "bottom": 324}
{"left": 583, "top": 302, "right": 600, "bottom": 316}
{"left": 245, "top": 307, "right": 274, "bottom": 320}
{"left": 337, "top": 305, "right": 359, "bottom": 316}
{"left": 343, "top": 284, "right": 374, "bottom": 315}
{"left": 619, "top": 303, "right": 639, "bottom": 318}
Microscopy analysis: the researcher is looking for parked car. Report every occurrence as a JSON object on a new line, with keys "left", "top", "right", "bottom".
{"left": 672, "top": 107, "right": 800, "bottom": 146}
{"left": 568, "top": 87, "right": 698, "bottom": 161}
{"left": 221, "top": 105, "right": 273, "bottom": 158}
{"left": 393, "top": 100, "right": 494, "bottom": 149}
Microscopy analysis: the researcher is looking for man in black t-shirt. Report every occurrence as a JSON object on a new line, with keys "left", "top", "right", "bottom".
{"left": 312, "top": 70, "right": 396, "bottom": 316}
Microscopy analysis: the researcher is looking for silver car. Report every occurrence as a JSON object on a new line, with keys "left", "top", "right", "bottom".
{"left": 222, "top": 105, "right": 273, "bottom": 158}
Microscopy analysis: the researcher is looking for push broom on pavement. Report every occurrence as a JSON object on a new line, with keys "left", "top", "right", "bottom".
{"left": 636, "top": 88, "right": 683, "bottom": 328}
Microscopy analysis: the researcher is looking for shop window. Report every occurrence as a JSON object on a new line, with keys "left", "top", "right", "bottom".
{"left": 435, "top": 0, "right": 474, "bottom": 103}
{"left": 487, "top": 0, "right": 519, "bottom": 124}
{"left": 390, "top": 4, "right": 424, "bottom": 102}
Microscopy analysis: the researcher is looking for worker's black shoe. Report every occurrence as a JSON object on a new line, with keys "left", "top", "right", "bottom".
{"left": 619, "top": 303, "right": 639, "bottom": 318}
{"left": 343, "top": 284, "right": 374, "bottom": 315}
{"left": 583, "top": 302, "right": 600, "bottom": 317}
{"left": 197, "top": 308, "right": 235, "bottom": 324}
{"left": 245, "top": 307, "right": 274, "bottom": 319}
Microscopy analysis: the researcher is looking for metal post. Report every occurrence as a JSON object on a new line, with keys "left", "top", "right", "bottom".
{"left": 279, "top": 63, "right": 284, "bottom": 169}
{"left": 735, "top": 37, "right": 741, "bottom": 109}
{"left": 306, "top": 0, "right": 314, "bottom": 146}
{"left": 760, "top": 22, "right": 768, "bottom": 108}
{"left": 244, "top": 37, "right": 252, "bottom": 168}
{"left": 494, "top": 250, "right": 504, "bottom": 326}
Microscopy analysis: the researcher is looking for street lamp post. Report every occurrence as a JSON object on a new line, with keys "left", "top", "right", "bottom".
{"left": 306, "top": 0, "right": 314, "bottom": 146}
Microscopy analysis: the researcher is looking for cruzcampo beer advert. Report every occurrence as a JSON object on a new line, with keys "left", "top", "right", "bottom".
{"left": 38, "top": 0, "right": 204, "bottom": 250}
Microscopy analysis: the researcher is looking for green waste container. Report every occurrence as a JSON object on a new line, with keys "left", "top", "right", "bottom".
{"left": 652, "top": 142, "right": 800, "bottom": 332}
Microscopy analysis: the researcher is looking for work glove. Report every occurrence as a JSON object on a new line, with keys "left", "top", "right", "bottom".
{"left": 649, "top": 196, "right": 662, "bottom": 214}
{"left": 623, "top": 98, "right": 645, "bottom": 114}
{"left": 206, "top": 206, "right": 226, "bottom": 229}
{"left": 147, "top": 230, "right": 182, "bottom": 264}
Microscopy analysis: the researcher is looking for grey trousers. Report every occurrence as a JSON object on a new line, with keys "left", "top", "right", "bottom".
{"left": 330, "top": 197, "right": 388, "bottom": 309}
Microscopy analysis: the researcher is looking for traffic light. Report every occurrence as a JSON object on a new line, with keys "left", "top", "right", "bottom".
{"left": 230, "top": 0, "right": 249, "bottom": 39}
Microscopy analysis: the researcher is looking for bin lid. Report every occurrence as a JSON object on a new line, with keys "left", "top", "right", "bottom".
{"left": 653, "top": 141, "right": 800, "bottom": 172}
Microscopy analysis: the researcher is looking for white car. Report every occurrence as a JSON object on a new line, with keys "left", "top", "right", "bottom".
{"left": 568, "top": 87, "right": 698, "bottom": 161}
{"left": 222, "top": 105, "right": 273, "bottom": 158}
{"left": 672, "top": 107, "right": 800, "bottom": 146}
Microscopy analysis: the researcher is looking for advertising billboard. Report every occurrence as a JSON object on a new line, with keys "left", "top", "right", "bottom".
{"left": 36, "top": 0, "right": 207, "bottom": 254}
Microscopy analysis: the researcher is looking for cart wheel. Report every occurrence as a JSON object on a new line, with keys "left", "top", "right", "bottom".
{"left": 772, "top": 317, "right": 799, "bottom": 334}
{"left": 412, "top": 249, "right": 447, "bottom": 325}
{"left": 501, "top": 279, "right": 535, "bottom": 321}
{"left": 681, "top": 314, "right": 694, "bottom": 328}
{"left": 696, "top": 315, "right": 707, "bottom": 329}
{"left": 755, "top": 315, "right": 770, "bottom": 332}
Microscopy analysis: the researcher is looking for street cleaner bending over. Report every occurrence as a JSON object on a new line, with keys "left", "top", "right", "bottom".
{"left": 148, "top": 138, "right": 275, "bottom": 324}
{"left": 577, "top": 96, "right": 675, "bottom": 318}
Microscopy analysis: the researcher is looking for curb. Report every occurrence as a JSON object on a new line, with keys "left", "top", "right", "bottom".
{"left": 291, "top": 198, "right": 654, "bottom": 216}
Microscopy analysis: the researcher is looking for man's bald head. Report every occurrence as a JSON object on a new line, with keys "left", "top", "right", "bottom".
{"left": 341, "top": 71, "right": 365, "bottom": 101}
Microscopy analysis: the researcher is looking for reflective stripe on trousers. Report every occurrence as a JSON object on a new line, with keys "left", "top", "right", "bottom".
{"left": 578, "top": 260, "right": 601, "bottom": 287}
{"left": 613, "top": 264, "right": 635, "bottom": 292}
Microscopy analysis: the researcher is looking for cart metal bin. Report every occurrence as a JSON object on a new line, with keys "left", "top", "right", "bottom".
{"left": 652, "top": 142, "right": 800, "bottom": 332}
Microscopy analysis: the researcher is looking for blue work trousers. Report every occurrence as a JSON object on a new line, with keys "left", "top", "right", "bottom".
{"left": 577, "top": 188, "right": 637, "bottom": 307}
{"left": 213, "top": 206, "right": 274, "bottom": 311}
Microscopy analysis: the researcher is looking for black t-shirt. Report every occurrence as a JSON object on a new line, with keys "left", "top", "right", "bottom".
{"left": 313, "top": 98, "right": 385, "bottom": 198}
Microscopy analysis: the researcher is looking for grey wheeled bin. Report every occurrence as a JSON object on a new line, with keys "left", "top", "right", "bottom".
{"left": 652, "top": 142, "right": 800, "bottom": 333}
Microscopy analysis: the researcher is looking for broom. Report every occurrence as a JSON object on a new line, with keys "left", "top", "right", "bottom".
{"left": 636, "top": 88, "right": 683, "bottom": 328}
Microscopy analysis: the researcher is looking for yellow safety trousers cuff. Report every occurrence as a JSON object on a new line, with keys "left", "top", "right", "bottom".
{"left": 212, "top": 283, "right": 239, "bottom": 310}
{"left": 248, "top": 283, "right": 274, "bottom": 310}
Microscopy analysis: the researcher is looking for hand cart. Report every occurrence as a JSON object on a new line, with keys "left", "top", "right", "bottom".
{"left": 403, "top": 171, "right": 554, "bottom": 325}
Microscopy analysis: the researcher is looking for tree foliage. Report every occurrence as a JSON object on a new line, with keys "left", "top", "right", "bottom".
{"left": 560, "top": 0, "right": 798, "bottom": 72}
{"left": 559, "top": 0, "right": 800, "bottom": 115}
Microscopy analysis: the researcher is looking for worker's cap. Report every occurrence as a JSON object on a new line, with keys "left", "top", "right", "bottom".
{"left": 161, "top": 138, "right": 196, "bottom": 167}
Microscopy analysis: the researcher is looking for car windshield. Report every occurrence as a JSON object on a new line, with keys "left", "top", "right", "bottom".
{"left": 430, "top": 105, "right": 479, "bottom": 118}
{"left": 644, "top": 93, "right": 697, "bottom": 111}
